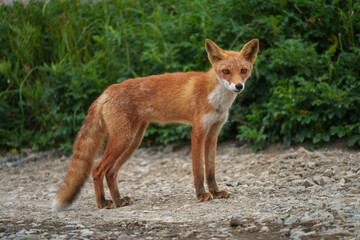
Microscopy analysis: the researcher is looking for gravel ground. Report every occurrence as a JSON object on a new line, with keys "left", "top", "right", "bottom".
{"left": 0, "top": 142, "right": 359, "bottom": 239}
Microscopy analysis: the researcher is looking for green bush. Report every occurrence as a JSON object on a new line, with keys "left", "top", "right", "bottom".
{"left": 0, "top": 0, "right": 359, "bottom": 153}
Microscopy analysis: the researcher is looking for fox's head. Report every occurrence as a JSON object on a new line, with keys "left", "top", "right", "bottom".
{"left": 205, "top": 39, "right": 259, "bottom": 94}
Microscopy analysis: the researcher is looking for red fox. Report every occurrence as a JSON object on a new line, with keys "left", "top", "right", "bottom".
{"left": 52, "top": 39, "right": 259, "bottom": 210}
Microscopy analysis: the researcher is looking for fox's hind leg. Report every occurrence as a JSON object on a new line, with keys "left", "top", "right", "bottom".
{"left": 105, "top": 121, "right": 148, "bottom": 207}
{"left": 92, "top": 122, "right": 140, "bottom": 209}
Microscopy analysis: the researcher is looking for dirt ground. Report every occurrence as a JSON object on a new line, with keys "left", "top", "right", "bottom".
{"left": 0, "top": 142, "right": 359, "bottom": 239}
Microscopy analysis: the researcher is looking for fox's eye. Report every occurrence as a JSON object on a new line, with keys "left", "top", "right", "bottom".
{"left": 241, "top": 69, "right": 247, "bottom": 74}
{"left": 222, "top": 69, "right": 230, "bottom": 74}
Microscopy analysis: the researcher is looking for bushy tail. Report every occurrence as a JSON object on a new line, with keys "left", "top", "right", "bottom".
{"left": 51, "top": 96, "right": 107, "bottom": 211}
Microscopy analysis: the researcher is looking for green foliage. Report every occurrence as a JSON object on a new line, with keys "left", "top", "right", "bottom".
{"left": 0, "top": 0, "right": 359, "bottom": 152}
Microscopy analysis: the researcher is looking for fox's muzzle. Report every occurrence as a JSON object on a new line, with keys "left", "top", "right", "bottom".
{"left": 235, "top": 83, "right": 243, "bottom": 91}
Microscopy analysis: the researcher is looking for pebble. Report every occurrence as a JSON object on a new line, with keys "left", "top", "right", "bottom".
{"left": 302, "top": 179, "right": 314, "bottom": 187}
{"left": 290, "top": 227, "right": 305, "bottom": 240}
{"left": 300, "top": 215, "right": 312, "bottom": 223}
{"left": 313, "top": 174, "right": 325, "bottom": 185}
{"left": 311, "top": 210, "right": 334, "bottom": 223}
{"left": 260, "top": 226, "right": 269, "bottom": 232}
{"left": 287, "top": 147, "right": 295, "bottom": 153}
{"left": 322, "top": 168, "right": 333, "bottom": 177}
{"left": 348, "top": 187, "right": 359, "bottom": 194}
{"left": 275, "top": 215, "right": 287, "bottom": 224}
{"left": 279, "top": 228, "right": 290, "bottom": 234}
{"left": 245, "top": 224, "right": 258, "bottom": 232}
{"left": 118, "top": 234, "right": 131, "bottom": 240}
{"left": 297, "top": 147, "right": 308, "bottom": 153}
{"left": 81, "top": 229, "right": 94, "bottom": 236}
{"left": 307, "top": 161, "right": 316, "bottom": 168}
{"left": 16, "top": 229, "right": 26, "bottom": 236}
{"left": 57, "top": 235, "right": 68, "bottom": 239}
{"left": 304, "top": 231, "right": 316, "bottom": 237}
{"left": 284, "top": 215, "right": 298, "bottom": 225}
{"left": 321, "top": 226, "right": 347, "bottom": 236}
{"left": 230, "top": 216, "right": 247, "bottom": 227}
{"left": 338, "top": 178, "right": 347, "bottom": 185}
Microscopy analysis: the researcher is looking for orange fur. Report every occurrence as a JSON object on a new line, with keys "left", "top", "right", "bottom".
{"left": 52, "top": 39, "right": 259, "bottom": 210}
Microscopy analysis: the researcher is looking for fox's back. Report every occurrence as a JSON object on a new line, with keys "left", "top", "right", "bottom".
{"left": 101, "top": 71, "right": 216, "bottom": 125}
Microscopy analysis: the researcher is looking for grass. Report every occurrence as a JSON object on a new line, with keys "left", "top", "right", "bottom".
{"left": 1, "top": 0, "right": 359, "bottom": 153}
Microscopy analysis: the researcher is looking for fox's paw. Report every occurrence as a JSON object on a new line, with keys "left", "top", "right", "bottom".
{"left": 98, "top": 199, "right": 114, "bottom": 209}
{"left": 211, "top": 190, "right": 230, "bottom": 199}
{"left": 114, "top": 196, "right": 133, "bottom": 207}
{"left": 197, "top": 192, "right": 213, "bottom": 202}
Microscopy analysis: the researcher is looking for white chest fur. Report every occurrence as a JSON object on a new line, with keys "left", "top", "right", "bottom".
{"left": 202, "top": 83, "right": 237, "bottom": 131}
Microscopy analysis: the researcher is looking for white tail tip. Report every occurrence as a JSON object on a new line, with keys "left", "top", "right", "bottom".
{"left": 51, "top": 198, "right": 68, "bottom": 212}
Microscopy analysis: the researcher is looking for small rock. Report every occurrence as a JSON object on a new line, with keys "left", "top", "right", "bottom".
{"left": 316, "top": 158, "right": 330, "bottom": 165}
{"left": 118, "top": 234, "right": 131, "bottom": 240}
{"left": 284, "top": 215, "right": 298, "bottom": 225}
{"left": 279, "top": 207, "right": 292, "bottom": 212}
{"left": 322, "top": 176, "right": 330, "bottom": 184}
{"left": 302, "top": 179, "right": 314, "bottom": 188}
{"left": 304, "top": 231, "right": 316, "bottom": 237}
{"left": 26, "top": 229, "right": 39, "bottom": 234}
{"left": 30, "top": 223, "right": 40, "bottom": 227}
{"left": 260, "top": 226, "right": 269, "bottom": 232}
{"left": 279, "top": 228, "right": 290, "bottom": 234}
{"left": 290, "top": 227, "right": 305, "bottom": 240}
{"left": 321, "top": 226, "right": 347, "bottom": 236}
{"left": 57, "top": 235, "right": 68, "bottom": 239}
{"left": 22, "top": 153, "right": 38, "bottom": 163}
{"left": 307, "top": 161, "right": 316, "bottom": 168}
{"left": 288, "top": 147, "right": 295, "bottom": 153}
{"left": 245, "top": 224, "right": 258, "bottom": 232}
{"left": 230, "top": 216, "right": 247, "bottom": 227}
{"left": 300, "top": 215, "right": 312, "bottom": 224}
{"left": 348, "top": 187, "right": 359, "bottom": 194}
{"left": 275, "top": 215, "right": 287, "bottom": 224}
{"left": 310, "top": 210, "right": 334, "bottom": 223}
{"left": 259, "top": 170, "right": 269, "bottom": 179}
{"left": 313, "top": 174, "right": 325, "bottom": 186}
{"left": 338, "top": 178, "right": 347, "bottom": 185}
{"left": 222, "top": 155, "right": 229, "bottom": 161}
{"left": 81, "top": 229, "right": 94, "bottom": 237}
{"left": 352, "top": 165, "right": 360, "bottom": 173}
{"left": 16, "top": 229, "right": 26, "bottom": 236}
{"left": 297, "top": 147, "right": 308, "bottom": 153}
{"left": 322, "top": 169, "right": 333, "bottom": 177}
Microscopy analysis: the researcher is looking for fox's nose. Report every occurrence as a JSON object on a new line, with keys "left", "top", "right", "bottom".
{"left": 235, "top": 83, "right": 243, "bottom": 90}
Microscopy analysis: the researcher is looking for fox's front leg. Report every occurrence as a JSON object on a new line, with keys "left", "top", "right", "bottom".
{"left": 191, "top": 126, "right": 212, "bottom": 202}
{"left": 204, "top": 123, "right": 230, "bottom": 199}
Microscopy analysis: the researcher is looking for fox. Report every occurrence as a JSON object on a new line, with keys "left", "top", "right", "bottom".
{"left": 51, "top": 39, "right": 259, "bottom": 210}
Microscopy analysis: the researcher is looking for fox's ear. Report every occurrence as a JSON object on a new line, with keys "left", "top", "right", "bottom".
{"left": 240, "top": 39, "right": 259, "bottom": 64}
{"left": 205, "top": 39, "right": 225, "bottom": 64}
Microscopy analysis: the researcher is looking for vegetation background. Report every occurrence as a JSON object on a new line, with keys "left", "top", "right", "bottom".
{"left": 1, "top": 0, "right": 359, "bottom": 153}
